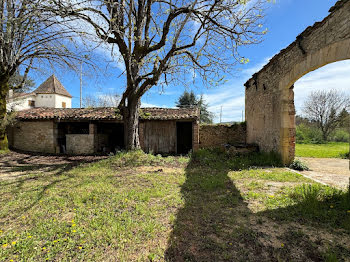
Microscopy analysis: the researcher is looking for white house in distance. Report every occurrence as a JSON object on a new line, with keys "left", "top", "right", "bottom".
{"left": 6, "top": 75, "right": 72, "bottom": 111}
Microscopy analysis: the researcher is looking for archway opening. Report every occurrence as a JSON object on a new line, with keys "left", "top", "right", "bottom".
{"left": 290, "top": 60, "right": 350, "bottom": 187}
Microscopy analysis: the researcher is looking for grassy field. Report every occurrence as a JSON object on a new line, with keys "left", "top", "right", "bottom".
{"left": 296, "top": 142, "right": 349, "bottom": 158}
{"left": 0, "top": 150, "right": 349, "bottom": 261}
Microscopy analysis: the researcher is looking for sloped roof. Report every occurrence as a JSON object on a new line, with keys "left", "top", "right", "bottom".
{"left": 6, "top": 92, "right": 35, "bottom": 100}
{"left": 33, "top": 75, "right": 72, "bottom": 98}
{"left": 15, "top": 107, "right": 199, "bottom": 121}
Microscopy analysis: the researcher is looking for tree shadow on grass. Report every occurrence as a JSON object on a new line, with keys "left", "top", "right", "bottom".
{"left": 0, "top": 151, "right": 107, "bottom": 221}
{"left": 165, "top": 150, "right": 350, "bottom": 261}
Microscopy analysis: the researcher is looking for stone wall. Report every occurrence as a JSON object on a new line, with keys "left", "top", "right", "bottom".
{"left": 66, "top": 134, "right": 94, "bottom": 154}
{"left": 9, "top": 121, "right": 56, "bottom": 153}
{"left": 245, "top": 0, "right": 350, "bottom": 164}
{"left": 199, "top": 123, "right": 246, "bottom": 149}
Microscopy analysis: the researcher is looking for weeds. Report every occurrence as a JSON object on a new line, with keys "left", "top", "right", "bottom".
{"left": 0, "top": 150, "right": 349, "bottom": 261}
{"left": 289, "top": 159, "right": 309, "bottom": 171}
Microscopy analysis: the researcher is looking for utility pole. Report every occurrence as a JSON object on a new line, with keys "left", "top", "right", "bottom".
{"left": 80, "top": 63, "right": 83, "bottom": 108}
{"left": 220, "top": 106, "right": 222, "bottom": 123}
{"left": 242, "top": 110, "right": 244, "bottom": 122}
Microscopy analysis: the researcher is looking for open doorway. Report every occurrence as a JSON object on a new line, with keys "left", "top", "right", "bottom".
{"left": 291, "top": 60, "right": 350, "bottom": 188}
{"left": 97, "top": 123, "right": 124, "bottom": 152}
{"left": 176, "top": 122, "right": 192, "bottom": 154}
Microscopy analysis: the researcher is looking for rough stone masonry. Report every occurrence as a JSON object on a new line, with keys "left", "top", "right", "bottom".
{"left": 245, "top": 0, "right": 350, "bottom": 164}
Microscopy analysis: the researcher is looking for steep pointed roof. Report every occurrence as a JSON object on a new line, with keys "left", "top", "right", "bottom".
{"left": 34, "top": 75, "right": 72, "bottom": 98}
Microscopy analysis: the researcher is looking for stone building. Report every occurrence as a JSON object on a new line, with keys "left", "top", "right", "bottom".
{"left": 6, "top": 75, "right": 72, "bottom": 111}
{"left": 8, "top": 107, "right": 199, "bottom": 155}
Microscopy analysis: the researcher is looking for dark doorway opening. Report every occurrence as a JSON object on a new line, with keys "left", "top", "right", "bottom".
{"left": 97, "top": 123, "right": 124, "bottom": 153}
{"left": 177, "top": 122, "right": 193, "bottom": 154}
{"left": 57, "top": 122, "right": 90, "bottom": 153}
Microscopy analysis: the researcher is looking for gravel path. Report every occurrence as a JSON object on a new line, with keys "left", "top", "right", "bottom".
{"left": 296, "top": 157, "right": 350, "bottom": 189}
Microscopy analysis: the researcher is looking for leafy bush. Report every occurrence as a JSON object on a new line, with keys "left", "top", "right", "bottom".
{"left": 331, "top": 129, "right": 349, "bottom": 142}
{"left": 289, "top": 159, "right": 309, "bottom": 171}
{"left": 296, "top": 124, "right": 324, "bottom": 144}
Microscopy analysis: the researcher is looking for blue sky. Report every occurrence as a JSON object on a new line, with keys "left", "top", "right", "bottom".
{"left": 28, "top": 0, "right": 350, "bottom": 123}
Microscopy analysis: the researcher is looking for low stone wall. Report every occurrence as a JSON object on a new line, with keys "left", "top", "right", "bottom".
{"left": 66, "top": 134, "right": 94, "bottom": 154}
{"left": 199, "top": 123, "right": 246, "bottom": 149}
{"left": 9, "top": 121, "right": 56, "bottom": 153}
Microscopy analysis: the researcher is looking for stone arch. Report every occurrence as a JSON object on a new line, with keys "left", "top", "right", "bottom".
{"left": 244, "top": 0, "right": 350, "bottom": 164}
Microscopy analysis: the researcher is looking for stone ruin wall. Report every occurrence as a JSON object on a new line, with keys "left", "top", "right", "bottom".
{"left": 245, "top": 0, "right": 350, "bottom": 164}
{"left": 199, "top": 123, "right": 246, "bottom": 149}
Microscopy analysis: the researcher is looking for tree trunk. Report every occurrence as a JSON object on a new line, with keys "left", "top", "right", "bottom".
{"left": 123, "top": 95, "right": 141, "bottom": 150}
{"left": 0, "top": 79, "right": 9, "bottom": 150}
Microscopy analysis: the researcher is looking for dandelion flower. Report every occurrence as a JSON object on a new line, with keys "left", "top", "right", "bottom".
{"left": 72, "top": 230, "right": 76, "bottom": 233}
{"left": 2, "top": 244, "right": 8, "bottom": 248}
{"left": 347, "top": 210, "right": 350, "bottom": 213}
{"left": 72, "top": 224, "right": 76, "bottom": 227}
{"left": 281, "top": 243, "right": 284, "bottom": 248}
{"left": 78, "top": 246, "right": 82, "bottom": 249}
{"left": 27, "top": 236, "right": 32, "bottom": 238}
{"left": 12, "top": 241, "right": 16, "bottom": 245}
{"left": 42, "top": 247, "right": 46, "bottom": 250}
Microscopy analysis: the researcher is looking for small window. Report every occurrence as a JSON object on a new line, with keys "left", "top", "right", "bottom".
{"left": 62, "top": 102, "right": 66, "bottom": 108}
{"left": 28, "top": 100, "right": 35, "bottom": 107}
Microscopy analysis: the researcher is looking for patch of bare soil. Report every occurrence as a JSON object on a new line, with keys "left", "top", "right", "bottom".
{"left": 297, "top": 157, "right": 350, "bottom": 189}
{"left": 0, "top": 150, "right": 108, "bottom": 181}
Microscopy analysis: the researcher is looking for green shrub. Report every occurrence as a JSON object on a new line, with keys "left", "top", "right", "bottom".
{"left": 331, "top": 129, "right": 349, "bottom": 142}
{"left": 289, "top": 159, "right": 309, "bottom": 171}
{"left": 296, "top": 124, "right": 324, "bottom": 144}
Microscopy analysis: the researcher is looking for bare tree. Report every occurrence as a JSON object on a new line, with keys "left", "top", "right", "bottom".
{"left": 303, "top": 90, "right": 350, "bottom": 141}
{"left": 0, "top": 0, "right": 89, "bottom": 149}
{"left": 52, "top": 0, "right": 268, "bottom": 150}
{"left": 83, "top": 92, "right": 120, "bottom": 107}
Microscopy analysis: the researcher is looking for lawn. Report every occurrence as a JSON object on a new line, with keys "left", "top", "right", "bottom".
{"left": 0, "top": 150, "right": 349, "bottom": 261}
{"left": 296, "top": 142, "right": 349, "bottom": 158}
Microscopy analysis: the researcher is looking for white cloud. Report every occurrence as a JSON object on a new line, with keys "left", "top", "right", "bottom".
{"left": 201, "top": 57, "right": 273, "bottom": 123}
{"left": 204, "top": 58, "right": 350, "bottom": 123}
{"left": 141, "top": 101, "right": 171, "bottom": 108}
{"left": 294, "top": 60, "right": 350, "bottom": 115}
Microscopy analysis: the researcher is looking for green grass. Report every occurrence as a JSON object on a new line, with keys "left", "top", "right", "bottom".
{"left": 296, "top": 142, "right": 349, "bottom": 158}
{"left": 0, "top": 150, "right": 349, "bottom": 261}
{"left": 0, "top": 149, "right": 9, "bottom": 155}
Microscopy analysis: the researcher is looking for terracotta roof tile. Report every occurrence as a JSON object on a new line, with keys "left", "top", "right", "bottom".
{"left": 33, "top": 75, "right": 72, "bottom": 98}
{"left": 6, "top": 92, "right": 35, "bottom": 100}
{"left": 15, "top": 107, "right": 199, "bottom": 121}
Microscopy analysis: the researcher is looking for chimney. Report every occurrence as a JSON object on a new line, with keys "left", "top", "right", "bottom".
{"left": 8, "top": 89, "right": 13, "bottom": 99}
